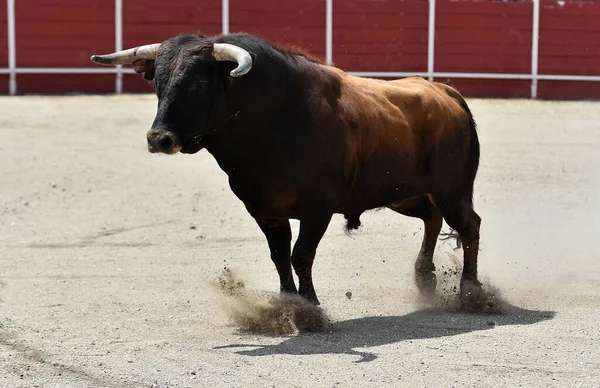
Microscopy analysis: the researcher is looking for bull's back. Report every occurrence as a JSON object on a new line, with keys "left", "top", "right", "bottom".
{"left": 333, "top": 73, "right": 472, "bottom": 212}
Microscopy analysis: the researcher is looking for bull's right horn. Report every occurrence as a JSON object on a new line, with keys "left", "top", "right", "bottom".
{"left": 90, "top": 43, "right": 161, "bottom": 65}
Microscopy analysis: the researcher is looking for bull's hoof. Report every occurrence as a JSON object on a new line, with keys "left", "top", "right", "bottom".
{"left": 415, "top": 270, "right": 437, "bottom": 297}
{"left": 298, "top": 290, "right": 321, "bottom": 306}
{"left": 459, "top": 279, "right": 496, "bottom": 312}
{"left": 280, "top": 285, "right": 299, "bottom": 295}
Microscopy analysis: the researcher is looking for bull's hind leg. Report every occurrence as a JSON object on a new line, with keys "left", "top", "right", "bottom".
{"left": 256, "top": 218, "right": 297, "bottom": 294}
{"left": 388, "top": 195, "right": 443, "bottom": 296}
{"left": 431, "top": 194, "right": 489, "bottom": 309}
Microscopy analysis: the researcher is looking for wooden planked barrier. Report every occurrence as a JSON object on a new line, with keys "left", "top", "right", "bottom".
{"left": 0, "top": 0, "right": 599, "bottom": 98}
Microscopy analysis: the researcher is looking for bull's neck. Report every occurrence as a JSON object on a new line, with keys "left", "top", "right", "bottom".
{"left": 202, "top": 112, "right": 259, "bottom": 179}
{"left": 202, "top": 56, "right": 321, "bottom": 178}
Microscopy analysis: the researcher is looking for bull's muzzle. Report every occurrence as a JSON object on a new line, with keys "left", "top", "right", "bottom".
{"left": 146, "top": 130, "right": 181, "bottom": 154}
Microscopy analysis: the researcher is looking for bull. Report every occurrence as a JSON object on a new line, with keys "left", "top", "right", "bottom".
{"left": 91, "top": 33, "right": 490, "bottom": 308}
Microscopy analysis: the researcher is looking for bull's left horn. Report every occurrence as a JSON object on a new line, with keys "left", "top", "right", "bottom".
{"left": 212, "top": 43, "right": 253, "bottom": 77}
{"left": 90, "top": 43, "right": 161, "bottom": 65}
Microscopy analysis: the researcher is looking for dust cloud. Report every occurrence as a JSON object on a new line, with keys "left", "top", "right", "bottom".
{"left": 416, "top": 253, "right": 508, "bottom": 314}
{"left": 212, "top": 268, "right": 332, "bottom": 335}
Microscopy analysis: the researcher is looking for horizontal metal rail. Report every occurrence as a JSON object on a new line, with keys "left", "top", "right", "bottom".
{"left": 350, "top": 72, "right": 600, "bottom": 82}
{"left": 2, "top": 68, "right": 599, "bottom": 82}
{"left": 0, "top": 68, "right": 137, "bottom": 74}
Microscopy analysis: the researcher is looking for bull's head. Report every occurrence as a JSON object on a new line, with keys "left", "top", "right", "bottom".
{"left": 90, "top": 35, "right": 252, "bottom": 154}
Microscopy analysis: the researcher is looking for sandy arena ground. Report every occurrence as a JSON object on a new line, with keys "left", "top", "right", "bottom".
{"left": 1, "top": 95, "right": 599, "bottom": 387}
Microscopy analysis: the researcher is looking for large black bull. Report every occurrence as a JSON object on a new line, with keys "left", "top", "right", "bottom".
{"left": 91, "top": 33, "right": 491, "bottom": 308}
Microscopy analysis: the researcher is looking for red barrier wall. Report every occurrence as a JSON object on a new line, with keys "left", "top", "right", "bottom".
{"left": 230, "top": 0, "right": 326, "bottom": 56}
{"left": 538, "top": 0, "right": 600, "bottom": 99}
{"left": 15, "top": 0, "right": 114, "bottom": 93}
{"left": 0, "top": 2, "right": 7, "bottom": 68}
{"left": 122, "top": 0, "right": 222, "bottom": 93}
{"left": 0, "top": 0, "right": 599, "bottom": 98}
{"left": 434, "top": 0, "right": 533, "bottom": 97}
{"left": 333, "top": 0, "right": 428, "bottom": 72}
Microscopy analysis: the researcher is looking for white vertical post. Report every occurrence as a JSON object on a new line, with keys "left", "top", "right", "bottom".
{"left": 326, "top": 0, "right": 333, "bottom": 65}
{"left": 7, "top": 0, "right": 16, "bottom": 95}
{"left": 222, "top": 0, "right": 229, "bottom": 34}
{"left": 427, "top": 0, "right": 436, "bottom": 81}
{"left": 531, "top": 0, "right": 540, "bottom": 99}
{"left": 115, "top": 0, "right": 123, "bottom": 93}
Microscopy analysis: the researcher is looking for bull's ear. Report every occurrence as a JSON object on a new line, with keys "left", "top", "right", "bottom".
{"left": 132, "top": 59, "right": 156, "bottom": 81}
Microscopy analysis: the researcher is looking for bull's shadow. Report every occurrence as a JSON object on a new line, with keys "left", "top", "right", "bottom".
{"left": 215, "top": 303, "right": 554, "bottom": 363}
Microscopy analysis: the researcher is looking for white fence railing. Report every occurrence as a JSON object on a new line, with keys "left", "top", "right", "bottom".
{"left": 3, "top": 0, "right": 599, "bottom": 97}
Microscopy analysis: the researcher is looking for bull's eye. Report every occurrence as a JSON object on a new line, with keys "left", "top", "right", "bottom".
{"left": 185, "top": 81, "right": 207, "bottom": 94}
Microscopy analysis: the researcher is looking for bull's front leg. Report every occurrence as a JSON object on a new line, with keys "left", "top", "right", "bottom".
{"left": 255, "top": 218, "right": 297, "bottom": 294}
{"left": 291, "top": 212, "right": 333, "bottom": 305}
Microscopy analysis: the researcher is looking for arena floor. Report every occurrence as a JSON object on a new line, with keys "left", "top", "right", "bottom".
{"left": 1, "top": 95, "right": 599, "bottom": 387}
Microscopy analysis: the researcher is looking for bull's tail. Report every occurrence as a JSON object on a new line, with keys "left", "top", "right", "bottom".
{"left": 440, "top": 228, "right": 462, "bottom": 250}
{"left": 443, "top": 85, "right": 480, "bottom": 206}
{"left": 344, "top": 214, "right": 362, "bottom": 235}
{"left": 459, "top": 96, "right": 481, "bottom": 207}
{"left": 438, "top": 85, "right": 480, "bottom": 250}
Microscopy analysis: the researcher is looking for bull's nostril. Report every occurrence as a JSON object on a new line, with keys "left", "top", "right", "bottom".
{"left": 159, "top": 136, "right": 173, "bottom": 151}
